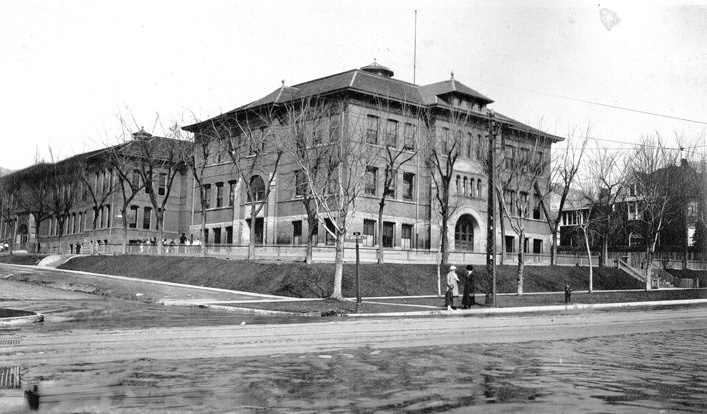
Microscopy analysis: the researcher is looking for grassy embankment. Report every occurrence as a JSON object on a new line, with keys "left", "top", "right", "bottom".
{"left": 57, "top": 255, "right": 645, "bottom": 298}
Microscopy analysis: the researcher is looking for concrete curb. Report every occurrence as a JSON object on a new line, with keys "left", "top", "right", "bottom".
{"left": 0, "top": 312, "right": 44, "bottom": 326}
{"left": 347, "top": 298, "right": 707, "bottom": 317}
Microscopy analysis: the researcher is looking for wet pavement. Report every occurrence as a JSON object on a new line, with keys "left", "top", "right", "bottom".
{"left": 2, "top": 264, "right": 707, "bottom": 412}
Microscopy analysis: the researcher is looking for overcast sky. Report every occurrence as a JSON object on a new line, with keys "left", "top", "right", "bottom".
{"left": 1, "top": 0, "right": 706, "bottom": 171}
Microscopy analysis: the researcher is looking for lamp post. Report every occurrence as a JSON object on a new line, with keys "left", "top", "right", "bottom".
{"left": 486, "top": 109, "right": 499, "bottom": 307}
{"left": 353, "top": 231, "right": 362, "bottom": 313}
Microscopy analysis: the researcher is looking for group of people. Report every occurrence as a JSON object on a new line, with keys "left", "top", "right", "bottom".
{"left": 444, "top": 265, "right": 476, "bottom": 311}
{"left": 137, "top": 234, "right": 201, "bottom": 254}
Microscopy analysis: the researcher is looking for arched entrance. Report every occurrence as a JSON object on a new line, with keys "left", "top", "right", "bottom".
{"left": 454, "top": 214, "right": 476, "bottom": 251}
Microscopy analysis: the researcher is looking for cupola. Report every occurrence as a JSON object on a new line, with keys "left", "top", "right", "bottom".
{"left": 360, "top": 59, "right": 394, "bottom": 78}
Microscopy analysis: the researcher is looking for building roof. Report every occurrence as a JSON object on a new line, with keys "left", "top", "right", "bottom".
{"left": 185, "top": 62, "right": 561, "bottom": 142}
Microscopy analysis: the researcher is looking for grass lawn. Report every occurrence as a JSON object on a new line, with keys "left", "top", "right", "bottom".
{"left": 0, "top": 254, "right": 47, "bottom": 265}
{"left": 59, "top": 255, "right": 644, "bottom": 298}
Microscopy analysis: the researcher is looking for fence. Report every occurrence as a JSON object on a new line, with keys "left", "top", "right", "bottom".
{"left": 18, "top": 241, "right": 615, "bottom": 267}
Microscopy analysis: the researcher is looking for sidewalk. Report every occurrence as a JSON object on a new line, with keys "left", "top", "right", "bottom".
{"left": 2, "top": 262, "right": 707, "bottom": 320}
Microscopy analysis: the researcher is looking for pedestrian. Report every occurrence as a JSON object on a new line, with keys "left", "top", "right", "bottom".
{"left": 446, "top": 265, "right": 459, "bottom": 297}
{"left": 179, "top": 233, "right": 187, "bottom": 253}
{"left": 444, "top": 283, "right": 455, "bottom": 311}
{"left": 564, "top": 283, "right": 572, "bottom": 304}
{"left": 462, "top": 265, "right": 475, "bottom": 309}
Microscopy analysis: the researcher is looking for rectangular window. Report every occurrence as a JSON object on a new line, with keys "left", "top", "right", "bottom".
{"left": 519, "top": 192, "right": 528, "bottom": 217}
{"left": 329, "top": 114, "right": 341, "bottom": 142}
{"left": 384, "top": 168, "right": 395, "bottom": 198}
{"left": 216, "top": 182, "right": 223, "bottom": 208}
{"left": 403, "top": 122, "right": 415, "bottom": 150}
{"left": 628, "top": 202, "right": 639, "bottom": 220}
{"left": 467, "top": 132, "right": 473, "bottom": 158}
{"left": 292, "top": 220, "right": 302, "bottom": 245}
{"left": 143, "top": 207, "right": 152, "bottom": 230}
{"left": 402, "top": 172, "right": 414, "bottom": 201}
{"left": 158, "top": 173, "right": 167, "bottom": 196}
{"left": 204, "top": 228, "right": 209, "bottom": 244}
{"left": 363, "top": 219, "right": 376, "bottom": 247}
{"left": 228, "top": 180, "right": 237, "bottom": 206}
{"left": 366, "top": 115, "right": 379, "bottom": 144}
{"left": 214, "top": 227, "right": 222, "bottom": 244}
{"left": 365, "top": 166, "right": 377, "bottom": 196}
{"left": 203, "top": 184, "right": 211, "bottom": 209}
{"left": 105, "top": 205, "right": 111, "bottom": 228}
{"left": 129, "top": 205, "right": 138, "bottom": 228}
{"left": 386, "top": 119, "right": 398, "bottom": 147}
{"left": 295, "top": 170, "right": 306, "bottom": 197}
{"left": 324, "top": 219, "right": 336, "bottom": 246}
{"left": 132, "top": 169, "right": 140, "bottom": 189}
{"left": 383, "top": 221, "right": 394, "bottom": 248}
{"left": 441, "top": 127, "right": 449, "bottom": 153}
{"left": 533, "top": 194, "right": 542, "bottom": 220}
{"left": 505, "top": 145, "right": 515, "bottom": 169}
{"left": 520, "top": 148, "right": 530, "bottom": 165}
{"left": 401, "top": 224, "right": 412, "bottom": 249}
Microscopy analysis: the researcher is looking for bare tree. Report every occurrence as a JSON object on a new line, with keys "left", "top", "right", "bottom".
{"left": 182, "top": 122, "right": 214, "bottom": 256}
{"left": 46, "top": 155, "right": 81, "bottom": 254}
{"left": 107, "top": 143, "right": 146, "bottom": 255}
{"left": 535, "top": 127, "right": 589, "bottom": 265}
{"left": 495, "top": 135, "right": 548, "bottom": 295}
{"left": 628, "top": 135, "right": 682, "bottom": 290}
{"left": 14, "top": 161, "right": 53, "bottom": 252}
{"left": 0, "top": 173, "right": 20, "bottom": 254}
{"left": 369, "top": 99, "right": 419, "bottom": 264}
{"left": 277, "top": 97, "right": 340, "bottom": 264}
{"left": 77, "top": 151, "right": 118, "bottom": 254}
{"left": 423, "top": 108, "right": 470, "bottom": 265}
{"left": 200, "top": 108, "right": 283, "bottom": 260}
{"left": 120, "top": 119, "right": 189, "bottom": 255}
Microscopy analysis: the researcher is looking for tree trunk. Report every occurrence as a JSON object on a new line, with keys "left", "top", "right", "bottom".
{"left": 200, "top": 210, "right": 207, "bottom": 257}
{"left": 441, "top": 214, "right": 449, "bottom": 265}
{"left": 645, "top": 246, "right": 652, "bottom": 291}
{"left": 550, "top": 222, "right": 558, "bottom": 266}
{"left": 330, "top": 235, "right": 344, "bottom": 300}
{"left": 92, "top": 211, "right": 99, "bottom": 255}
{"left": 517, "top": 233, "right": 524, "bottom": 296}
{"left": 157, "top": 213, "right": 164, "bottom": 256}
{"left": 498, "top": 198, "right": 506, "bottom": 265}
{"left": 601, "top": 234, "right": 609, "bottom": 267}
{"left": 121, "top": 207, "right": 128, "bottom": 255}
{"left": 583, "top": 228, "right": 593, "bottom": 293}
{"left": 377, "top": 200, "right": 385, "bottom": 264}
{"left": 248, "top": 204, "right": 256, "bottom": 260}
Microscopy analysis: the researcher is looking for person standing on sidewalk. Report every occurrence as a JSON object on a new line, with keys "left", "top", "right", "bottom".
{"left": 446, "top": 266, "right": 459, "bottom": 297}
{"left": 462, "top": 265, "right": 475, "bottom": 309}
{"left": 564, "top": 284, "right": 572, "bottom": 304}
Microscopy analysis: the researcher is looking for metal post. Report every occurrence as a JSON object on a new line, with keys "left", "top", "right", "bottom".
{"left": 354, "top": 232, "right": 362, "bottom": 313}
{"left": 486, "top": 111, "right": 498, "bottom": 307}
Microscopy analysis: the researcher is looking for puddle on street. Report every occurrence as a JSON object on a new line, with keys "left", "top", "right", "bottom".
{"left": 11, "top": 328, "right": 707, "bottom": 413}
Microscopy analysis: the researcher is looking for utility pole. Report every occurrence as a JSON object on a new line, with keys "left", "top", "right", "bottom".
{"left": 486, "top": 110, "right": 499, "bottom": 307}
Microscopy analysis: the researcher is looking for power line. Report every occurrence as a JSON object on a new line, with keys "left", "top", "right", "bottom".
{"left": 471, "top": 77, "right": 707, "bottom": 126}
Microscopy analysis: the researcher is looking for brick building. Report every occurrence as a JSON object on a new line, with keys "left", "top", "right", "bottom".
{"left": 183, "top": 62, "right": 562, "bottom": 256}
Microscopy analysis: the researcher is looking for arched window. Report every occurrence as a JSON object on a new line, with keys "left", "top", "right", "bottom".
{"left": 477, "top": 179, "right": 482, "bottom": 198}
{"left": 463, "top": 177, "right": 468, "bottom": 196}
{"left": 469, "top": 178, "right": 475, "bottom": 197}
{"left": 456, "top": 175, "right": 461, "bottom": 195}
{"left": 249, "top": 175, "right": 266, "bottom": 202}
{"left": 455, "top": 214, "right": 475, "bottom": 251}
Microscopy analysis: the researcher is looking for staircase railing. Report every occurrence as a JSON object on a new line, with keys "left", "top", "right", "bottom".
{"left": 617, "top": 258, "right": 646, "bottom": 283}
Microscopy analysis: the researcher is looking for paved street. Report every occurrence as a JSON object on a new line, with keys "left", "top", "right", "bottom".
{"left": 2, "top": 264, "right": 707, "bottom": 412}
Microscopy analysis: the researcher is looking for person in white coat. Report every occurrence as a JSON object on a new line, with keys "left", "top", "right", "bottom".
{"left": 446, "top": 265, "right": 460, "bottom": 297}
